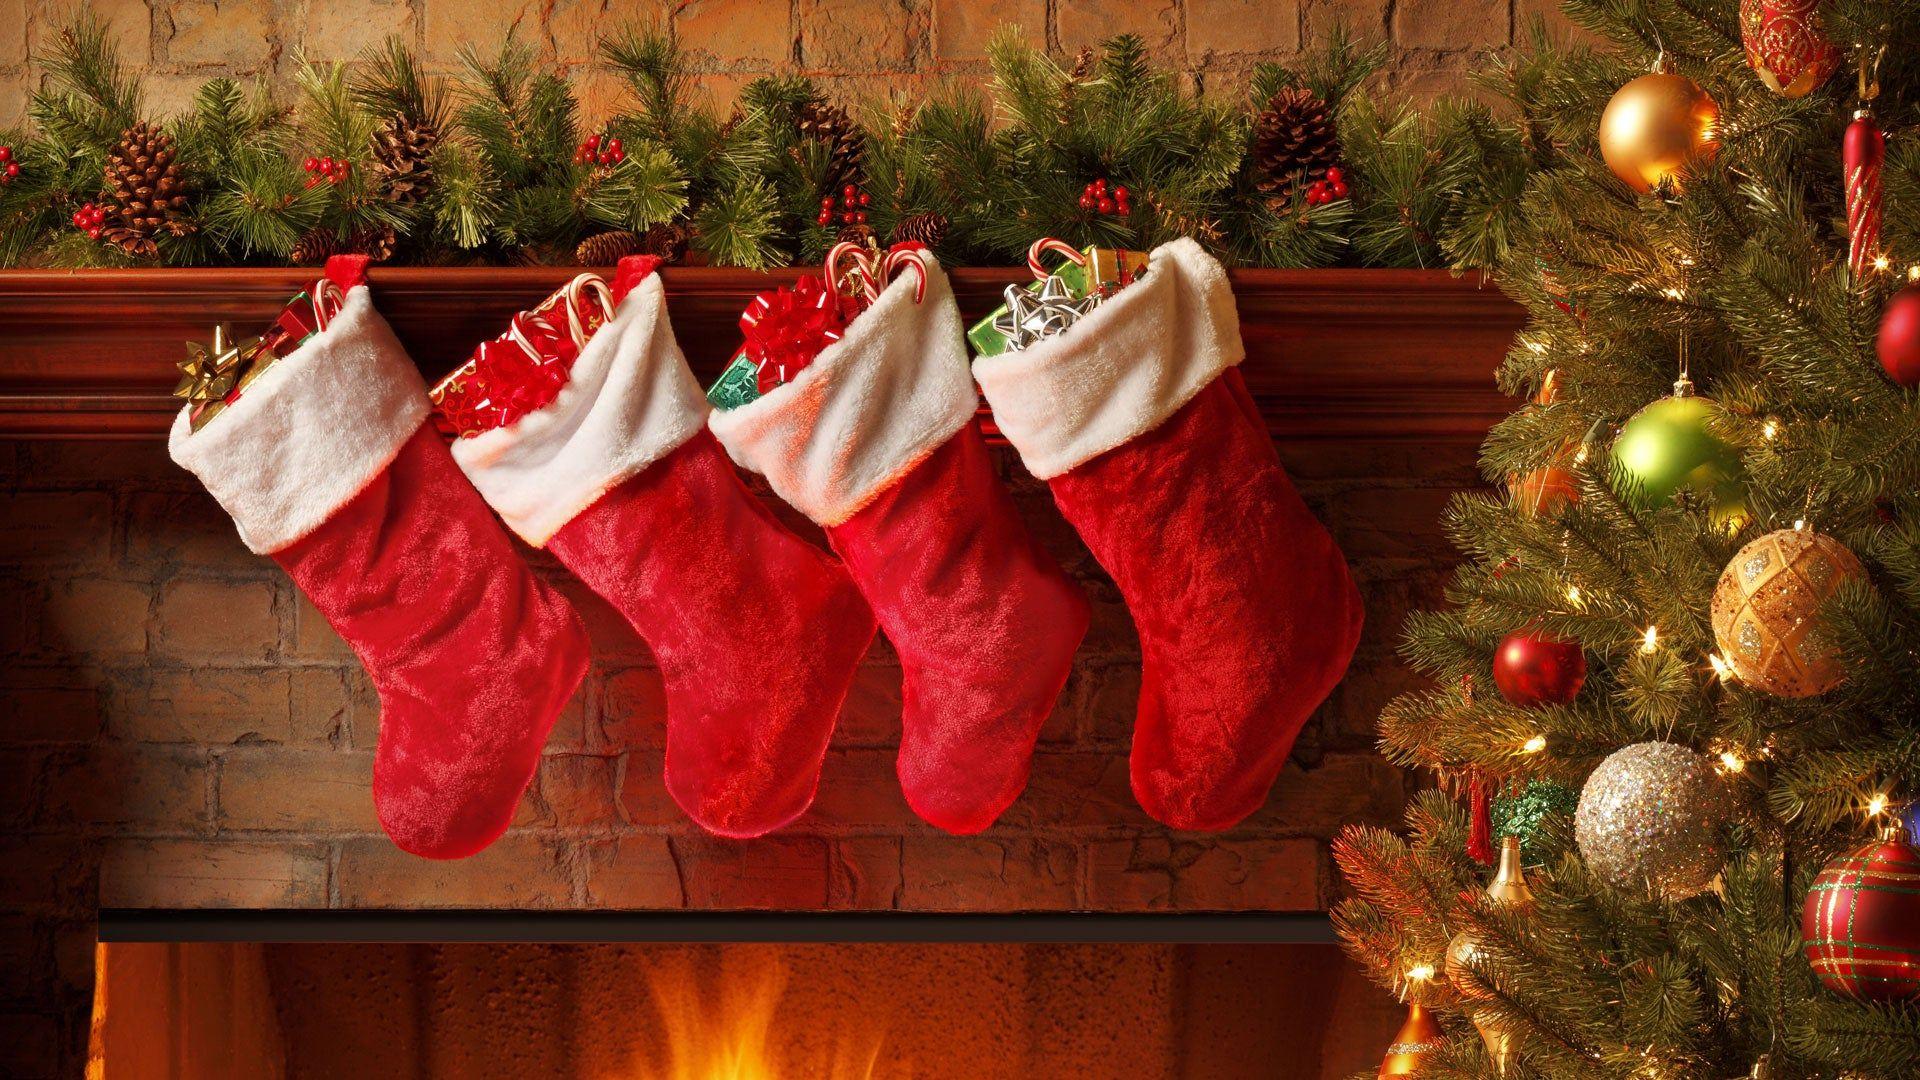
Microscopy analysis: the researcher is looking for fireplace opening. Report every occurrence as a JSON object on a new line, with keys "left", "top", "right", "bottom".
{"left": 86, "top": 941, "right": 1397, "bottom": 1078}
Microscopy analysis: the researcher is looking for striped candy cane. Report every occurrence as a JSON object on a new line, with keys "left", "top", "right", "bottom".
{"left": 1026, "top": 237, "right": 1087, "bottom": 281}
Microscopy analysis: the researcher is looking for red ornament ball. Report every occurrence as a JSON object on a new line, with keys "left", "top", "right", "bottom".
{"left": 1741, "top": 0, "right": 1841, "bottom": 98}
{"left": 1802, "top": 833, "right": 1920, "bottom": 1001}
{"left": 1878, "top": 284, "right": 1920, "bottom": 388}
{"left": 1492, "top": 629, "right": 1586, "bottom": 708}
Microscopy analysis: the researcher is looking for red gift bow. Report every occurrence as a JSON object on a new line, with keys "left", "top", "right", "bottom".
{"left": 738, "top": 274, "right": 847, "bottom": 394}
{"left": 432, "top": 275, "right": 614, "bottom": 437}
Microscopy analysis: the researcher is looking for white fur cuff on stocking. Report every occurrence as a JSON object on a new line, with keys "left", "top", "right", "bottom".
{"left": 168, "top": 286, "right": 430, "bottom": 556}
{"left": 451, "top": 274, "right": 711, "bottom": 547}
{"left": 707, "top": 251, "right": 978, "bottom": 527}
{"left": 972, "top": 237, "right": 1245, "bottom": 480}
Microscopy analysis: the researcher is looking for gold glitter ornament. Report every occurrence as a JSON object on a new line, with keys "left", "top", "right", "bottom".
{"left": 1376, "top": 1001, "right": 1446, "bottom": 1077}
{"left": 1711, "top": 527, "right": 1865, "bottom": 697}
{"left": 1574, "top": 742, "right": 1732, "bottom": 899}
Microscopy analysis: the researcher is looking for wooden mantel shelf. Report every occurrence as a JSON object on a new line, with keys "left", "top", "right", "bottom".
{"left": 0, "top": 267, "right": 1522, "bottom": 439}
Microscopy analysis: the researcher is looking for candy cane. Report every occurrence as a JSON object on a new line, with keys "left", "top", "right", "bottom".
{"left": 827, "top": 241, "right": 880, "bottom": 302}
{"left": 311, "top": 278, "right": 347, "bottom": 331}
{"left": 1026, "top": 237, "right": 1086, "bottom": 281}
{"left": 509, "top": 273, "right": 615, "bottom": 360}
{"left": 881, "top": 247, "right": 928, "bottom": 304}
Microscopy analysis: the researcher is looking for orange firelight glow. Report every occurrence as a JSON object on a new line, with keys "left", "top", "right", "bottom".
{"left": 612, "top": 951, "right": 898, "bottom": 1080}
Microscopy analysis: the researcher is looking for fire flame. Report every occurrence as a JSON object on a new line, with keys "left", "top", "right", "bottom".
{"left": 613, "top": 950, "right": 899, "bottom": 1080}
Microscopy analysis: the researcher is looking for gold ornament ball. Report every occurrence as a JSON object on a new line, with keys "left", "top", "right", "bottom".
{"left": 1599, "top": 73, "right": 1721, "bottom": 193}
{"left": 1711, "top": 528, "right": 1865, "bottom": 697}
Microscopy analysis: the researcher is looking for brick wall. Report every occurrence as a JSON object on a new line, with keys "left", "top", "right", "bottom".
{"left": 0, "top": 0, "right": 1588, "bottom": 128}
{"left": 0, "top": 426, "right": 1475, "bottom": 1074}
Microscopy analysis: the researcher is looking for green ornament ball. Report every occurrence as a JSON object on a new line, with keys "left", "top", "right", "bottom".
{"left": 1611, "top": 392, "right": 1748, "bottom": 521}
{"left": 1491, "top": 778, "right": 1579, "bottom": 861}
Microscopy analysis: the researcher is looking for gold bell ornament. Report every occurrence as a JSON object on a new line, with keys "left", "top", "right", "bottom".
{"left": 1444, "top": 835, "right": 1535, "bottom": 1075}
{"left": 1599, "top": 56, "right": 1721, "bottom": 193}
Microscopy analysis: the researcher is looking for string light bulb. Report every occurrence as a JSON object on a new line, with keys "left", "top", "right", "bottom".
{"left": 1521, "top": 735, "right": 1548, "bottom": 755}
{"left": 1718, "top": 750, "right": 1746, "bottom": 774}
{"left": 1761, "top": 420, "right": 1779, "bottom": 441}
{"left": 1874, "top": 254, "right": 1892, "bottom": 273}
{"left": 1641, "top": 625, "right": 1660, "bottom": 653}
{"left": 1566, "top": 584, "right": 1584, "bottom": 607}
{"left": 1707, "top": 653, "right": 1735, "bottom": 681}
{"left": 1868, "top": 793, "right": 1891, "bottom": 818}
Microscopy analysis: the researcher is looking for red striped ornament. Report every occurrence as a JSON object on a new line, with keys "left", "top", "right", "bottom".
{"left": 1845, "top": 109, "right": 1885, "bottom": 278}
{"left": 1801, "top": 832, "right": 1920, "bottom": 1001}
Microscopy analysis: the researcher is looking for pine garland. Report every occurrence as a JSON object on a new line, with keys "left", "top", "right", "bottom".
{"left": 0, "top": 16, "right": 1512, "bottom": 270}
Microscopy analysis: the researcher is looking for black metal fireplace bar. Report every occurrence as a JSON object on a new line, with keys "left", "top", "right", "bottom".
{"left": 100, "top": 910, "right": 1337, "bottom": 944}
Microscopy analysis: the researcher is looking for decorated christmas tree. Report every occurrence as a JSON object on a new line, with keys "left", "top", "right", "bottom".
{"left": 1336, "top": 2, "right": 1920, "bottom": 1077}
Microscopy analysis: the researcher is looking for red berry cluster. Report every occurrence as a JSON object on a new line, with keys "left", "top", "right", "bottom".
{"left": 0, "top": 145, "right": 17, "bottom": 183}
{"left": 70, "top": 202, "right": 106, "bottom": 240}
{"left": 575, "top": 134, "right": 625, "bottom": 167}
{"left": 1077, "top": 178, "right": 1130, "bottom": 216}
{"left": 1304, "top": 167, "right": 1349, "bottom": 206}
{"left": 818, "top": 184, "right": 870, "bottom": 228}
{"left": 302, "top": 156, "right": 351, "bottom": 188}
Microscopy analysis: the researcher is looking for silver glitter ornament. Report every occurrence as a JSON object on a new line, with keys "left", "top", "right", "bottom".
{"left": 1574, "top": 741, "right": 1732, "bottom": 899}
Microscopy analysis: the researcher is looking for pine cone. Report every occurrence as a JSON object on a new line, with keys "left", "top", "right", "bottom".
{"left": 575, "top": 229, "right": 644, "bottom": 266}
{"left": 101, "top": 121, "right": 195, "bottom": 258}
{"left": 290, "top": 224, "right": 398, "bottom": 266}
{"left": 371, "top": 116, "right": 439, "bottom": 208}
{"left": 1249, "top": 87, "right": 1342, "bottom": 200}
{"left": 638, "top": 221, "right": 691, "bottom": 264}
{"left": 890, "top": 211, "right": 949, "bottom": 249}
{"left": 835, "top": 223, "right": 877, "bottom": 250}
{"left": 795, "top": 98, "right": 865, "bottom": 197}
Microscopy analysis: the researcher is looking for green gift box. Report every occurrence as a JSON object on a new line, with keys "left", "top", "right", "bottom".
{"left": 706, "top": 352, "right": 761, "bottom": 410}
{"left": 966, "top": 246, "right": 1148, "bottom": 357}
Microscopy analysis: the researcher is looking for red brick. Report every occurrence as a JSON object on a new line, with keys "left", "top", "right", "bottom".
{"left": 931, "top": 0, "right": 1041, "bottom": 63}
{"left": 1087, "top": 836, "right": 1322, "bottom": 910}
{"left": 582, "top": 836, "right": 685, "bottom": 908}
{"left": 122, "top": 490, "right": 252, "bottom": 570}
{"left": 1084, "top": 663, "right": 1141, "bottom": 743}
{"left": 1187, "top": 0, "right": 1300, "bottom": 60}
{"left": 289, "top": 592, "right": 352, "bottom": 660}
{"left": 0, "top": 750, "right": 38, "bottom": 825}
{"left": 1057, "top": 0, "right": 1179, "bottom": 55}
{"left": 831, "top": 836, "right": 902, "bottom": 908}
{"left": 0, "top": 840, "right": 92, "bottom": 912}
{"left": 42, "top": 578, "right": 149, "bottom": 656}
{"left": 677, "top": 0, "right": 795, "bottom": 67}
{"left": 1331, "top": 486, "right": 1459, "bottom": 561}
{"left": 1001, "top": 750, "right": 1151, "bottom": 829}
{"left": 674, "top": 836, "right": 831, "bottom": 909}
{"left": 1394, "top": 0, "right": 1508, "bottom": 50}
{"left": 152, "top": 578, "right": 278, "bottom": 663}
{"left": 0, "top": 678, "right": 104, "bottom": 744}
{"left": 107, "top": 669, "right": 294, "bottom": 745}
{"left": 1305, "top": 0, "right": 1390, "bottom": 39}
{"left": 832, "top": 663, "right": 903, "bottom": 746}
{"left": 0, "top": 492, "right": 110, "bottom": 564}
{"left": 1243, "top": 753, "right": 1407, "bottom": 832}
{"left": 288, "top": 669, "right": 351, "bottom": 744}
{"left": 560, "top": 579, "right": 653, "bottom": 662}
{"left": 615, "top": 747, "right": 680, "bottom": 827}
{"left": 804, "top": 748, "right": 917, "bottom": 828}
{"left": 337, "top": 834, "right": 575, "bottom": 907}
{"left": 298, "top": 0, "right": 414, "bottom": 61}
{"left": 217, "top": 748, "right": 378, "bottom": 833}
{"left": 0, "top": 916, "right": 36, "bottom": 1001}
{"left": 801, "top": 0, "right": 921, "bottom": 72}
{"left": 900, "top": 836, "right": 1077, "bottom": 910}
{"left": 99, "top": 839, "right": 328, "bottom": 908}
{"left": 1081, "top": 596, "right": 1140, "bottom": 657}
{"left": 162, "top": 0, "right": 275, "bottom": 68}
{"left": 602, "top": 666, "right": 667, "bottom": 750}
{"left": 14, "top": 442, "right": 184, "bottom": 490}
{"left": 515, "top": 754, "right": 618, "bottom": 830}
{"left": 41, "top": 744, "right": 208, "bottom": 830}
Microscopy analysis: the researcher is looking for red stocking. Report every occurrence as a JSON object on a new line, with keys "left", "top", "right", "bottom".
{"left": 974, "top": 238, "right": 1363, "bottom": 831}
{"left": 170, "top": 258, "right": 590, "bottom": 859}
{"left": 451, "top": 262, "right": 875, "bottom": 837}
{"left": 710, "top": 251, "right": 1088, "bottom": 834}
